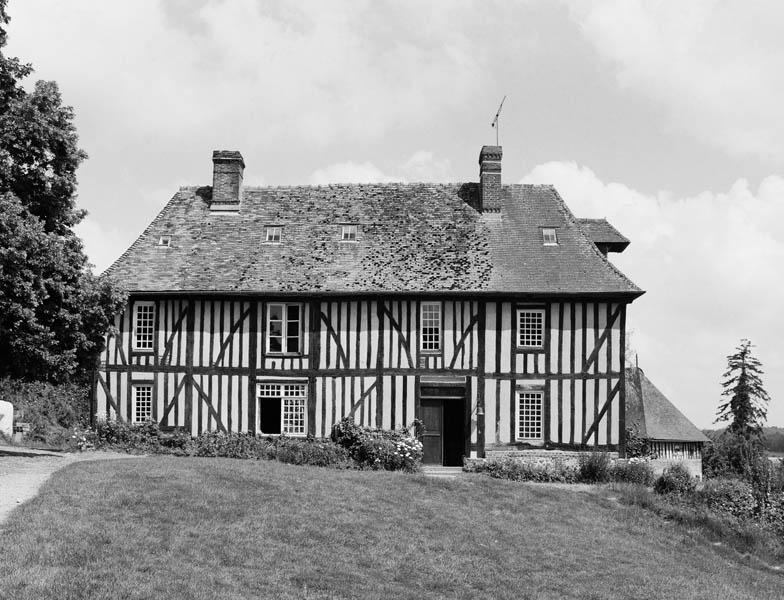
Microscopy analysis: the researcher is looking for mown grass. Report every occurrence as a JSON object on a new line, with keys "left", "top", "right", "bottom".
{"left": 0, "top": 457, "right": 782, "bottom": 600}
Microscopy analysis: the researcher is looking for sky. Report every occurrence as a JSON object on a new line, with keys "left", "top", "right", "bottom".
{"left": 5, "top": 0, "right": 783, "bottom": 428}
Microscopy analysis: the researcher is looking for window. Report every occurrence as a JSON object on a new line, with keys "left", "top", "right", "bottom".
{"left": 517, "top": 308, "right": 544, "bottom": 348}
{"left": 421, "top": 302, "right": 441, "bottom": 352}
{"left": 341, "top": 224, "right": 357, "bottom": 242}
{"left": 157, "top": 236, "right": 171, "bottom": 247}
{"left": 133, "top": 302, "right": 155, "bottom": 350}
{"left": 258, "top": 383, "right": 307, "bottom": 435}
{"left": 265, "top": 226, "right": 282, "bottom": 243}
{"left": 542, "top": 228, "right": 558, "bottom": 246}
{"left": 517, "top": 390, "right": 543, "bottom": 440}
{"left": 267, "top": 303, "right": 301, "bottom": 354}
{"left": 133, "top": 384, "right": 153, "bottom": 423}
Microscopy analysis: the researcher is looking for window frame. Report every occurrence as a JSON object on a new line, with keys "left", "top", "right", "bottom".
{"left": 132, "top": 383, "right": 154, "bottom": 424}
{"left": 420, "top": 301, "right": 442, "bottom": 354}
{"left": 257, "top": 382, "right": 307, "bottom": 437}
{"left": 265, "top": 302, "right": 303, "bottom": 355}
{"left": 516, "top": 307, "right": 545, "bottom": 350}
{"left": 264, "top": 226, "right": 282, "bottom": 244}
{"left": 542, "top": 227, "right": 558, "bottom": 246}
{"left": 132, "top": 301, "right": 156, "bottom": 352}
{"left": 340, "top": 224, "right": 358, "bottom": 242}
{"left": 516, "top": 388, "right": 544, "bottom": 442}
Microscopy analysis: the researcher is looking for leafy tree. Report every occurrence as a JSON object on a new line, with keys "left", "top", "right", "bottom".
{"left": 0, "top": 2, "right": 124, "bottom": 383}
{"left": 715, "top": 339, "right": 770, "bottom": 440}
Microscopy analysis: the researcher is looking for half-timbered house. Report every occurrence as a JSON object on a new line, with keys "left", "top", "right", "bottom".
{"left": 96, "top": 146, "right": 643, "bottom": 465}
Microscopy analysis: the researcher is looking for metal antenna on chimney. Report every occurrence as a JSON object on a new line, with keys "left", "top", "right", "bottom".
{"left": 491, "top": 95, "right": 506, "bottom": 146}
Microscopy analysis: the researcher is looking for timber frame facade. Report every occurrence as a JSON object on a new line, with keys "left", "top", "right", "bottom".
{"left": 97, "top": 146, "right": 643, "bottom": 464}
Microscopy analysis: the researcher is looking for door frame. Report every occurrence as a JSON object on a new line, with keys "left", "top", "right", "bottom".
{"left": 419, "top": 380, "right": 469, "bottom": 466}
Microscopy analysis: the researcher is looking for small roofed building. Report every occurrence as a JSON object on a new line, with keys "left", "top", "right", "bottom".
{"left": 625, "top": 365, "right": 710, "bottom": 478}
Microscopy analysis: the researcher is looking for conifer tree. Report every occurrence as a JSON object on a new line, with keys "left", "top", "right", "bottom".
{"left": 715, "top": 339, "right": 770, "bottom": 440}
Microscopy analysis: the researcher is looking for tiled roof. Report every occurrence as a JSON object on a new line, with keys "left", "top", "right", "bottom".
{"left": 577, "top": 218, "right": 630, "bottom": 252}
{"left": 625, "top": 367, "right": 710, "bottom": 443}
{"left": 105, "top": 183, "right": 643, "bottom": 296}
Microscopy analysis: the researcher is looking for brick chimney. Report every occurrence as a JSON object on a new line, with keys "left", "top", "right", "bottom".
{"left": 478, "top": 145, "right": 502, "bottom": 212}
{"left": 211, "top": 150, "right": 244, "bottom": 211}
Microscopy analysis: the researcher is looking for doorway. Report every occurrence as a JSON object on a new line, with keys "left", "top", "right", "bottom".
{"left": 419, "top": 384, "right": 466, "bottom": 466}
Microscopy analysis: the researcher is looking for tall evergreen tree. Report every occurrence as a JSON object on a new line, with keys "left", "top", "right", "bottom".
{"left": 715, "top": 339, "right": 770, "bottom": 440}
{"left": 0, "top": 1, "right": 124, "bottom": 383}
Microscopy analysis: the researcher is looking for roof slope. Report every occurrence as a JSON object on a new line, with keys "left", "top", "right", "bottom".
{"left": 577, "top": 218, "right": 630, "bottom": 251}
{"left": 625, "top": 367, "right": 710, "bottom": 442}
{"left": 105, "top": 183, "right": 642, "bottom": 295}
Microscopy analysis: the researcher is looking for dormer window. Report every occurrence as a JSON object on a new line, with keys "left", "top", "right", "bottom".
{"left": 341, "top": 224, "right": 357, "bottom": 242}
{"left": 157, "top": 236, "right": 171, "bottom": 247}
{"left": 542, "top": 228, "right": 558, "bottom": 246}
{"left": 265, "top": 226, "right": 282, "bottom": 243}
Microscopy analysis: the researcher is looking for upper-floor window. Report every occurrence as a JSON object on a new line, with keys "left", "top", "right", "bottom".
{"left": 517, "top": 390, "right": 543, "bottom": 441}
{"left": 258, "top": 382, "right": 307, "bottom": 436}
{"left": 132, "top": 384, "right": 153, "bottom": 423}
{"left": 517, "top": 308, "right": 544, "bottom": 348}
{"left": 341, "top": 224, "right": 357, "bottom": 242}
{"left": 420, "top": 302, "right": 441, "bottom": 352}
{"left": 542, "top": 228, "right": 558, "bottom": 246}
{"left": 267, "top": 303, "right": 301, "bottom": 354}
{"left": 265, "top": 226, "right": 282, "bottom": 243}
{"left": 133, "top": 302, "right": 155, "bottom": 351}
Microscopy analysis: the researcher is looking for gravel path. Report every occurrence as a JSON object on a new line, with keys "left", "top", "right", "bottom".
{"left": 0, "top": 448, "right": 137, "bottom": 524}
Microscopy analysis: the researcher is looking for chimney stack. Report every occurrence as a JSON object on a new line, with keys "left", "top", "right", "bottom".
{"left": 211, "top": 150, "right": 244, "bottom": 211}
{"left": 478, "top": 145, "right": 502, "bottom": 212}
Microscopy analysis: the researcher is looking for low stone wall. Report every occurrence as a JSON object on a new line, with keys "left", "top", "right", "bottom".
{"left": 466, "top": 449, "right": 619, "bottom": 470}
{"left": 467, "top": 450, "right": 703, "bottom": 480}
{"left": 647, "top": 457, "right": 703, "bottom": 480}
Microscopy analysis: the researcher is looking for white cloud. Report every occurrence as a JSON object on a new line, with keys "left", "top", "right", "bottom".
{"left": 522, "top": 162, "right": 784, "bottom": 428}
{"left": 565, "top": 0, "right": 784, "bottom": 163}
{"left": 310, "top": 161, "right": 399, "bottom": 185}
{"left": 74, "top": 217, "right": 134, "bottom": 274}
{"left": 401, "top": 150, "right": 454, "bottom": 182}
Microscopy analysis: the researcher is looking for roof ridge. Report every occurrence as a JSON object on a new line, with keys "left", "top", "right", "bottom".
{"left": 548, "top": 187, "right": 642, "bottom": 293}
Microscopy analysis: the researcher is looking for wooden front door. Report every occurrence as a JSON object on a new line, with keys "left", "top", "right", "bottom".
{"left": 420, "top": 398, "right": 443, "bottom": 465}
{"left": 420, "top": 384, "right": 467, "bottom": 466}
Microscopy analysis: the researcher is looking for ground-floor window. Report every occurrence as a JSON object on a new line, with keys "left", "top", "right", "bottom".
{"left": 516, "top": 390, "right": 543, "bottom": 441}
{"left": 257, "top": 382, "right": 307, "bottom": 436}
{"left": 132, "top": 384, "right": 153, "bottom": 423}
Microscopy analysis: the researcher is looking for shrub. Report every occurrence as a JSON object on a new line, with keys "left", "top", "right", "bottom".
{"left": 624, "top": 425, "right": 651, "bottom": 458}
{"left": 330, "top": 417, "right": 422, "bottom": 472}
{"left": 272, "top": 436, "right": 353, "bottom": 468}
{"left": 703, "top": 433, "right": 764, "bottom": 479}
{"left": 0, "top": 378, "right": 89, "bottom": 445}
{"left": 609, "top": 459, "right": 655, "bottom": 486}
{"left": 696, "top": 478, "right": 756, "bottom": 519}
{"left": 653, "top": 463, "right": 696, "bottom": 495}
{"left": 466, "top": 457, "right": 578, "bottom": 483}
{"left": 578, "top": 452, "right": 611, "bottom": 483}
{"left": 92, "top": 419, "right": 164, "bottom": 453}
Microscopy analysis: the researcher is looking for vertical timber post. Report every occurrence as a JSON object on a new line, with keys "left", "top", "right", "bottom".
{"left": 308, "top": 299, "right": 320, "bottom": 437}
{"left": 618, "top": 303, "right": 627, "bottom": 457}
{"left": 476, "top": 300, "right": 486, "bottom": 458}
{"left": 184, "top": 298, "right": 195, "bottom": 433}
{"left": 247, "top": 302, "right": 258, "bottom": 435}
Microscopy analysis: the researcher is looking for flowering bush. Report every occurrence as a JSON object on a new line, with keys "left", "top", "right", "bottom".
{"left": 331, "top": 417, "right": 422, "bottom": 472}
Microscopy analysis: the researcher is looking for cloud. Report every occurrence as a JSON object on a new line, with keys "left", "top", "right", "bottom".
{"left": 310, "top": 162, "right": 399, "bottom": 185}
{"left": 565, "top": 0, "right": 784, "bottom": 163}
{"left": 522, "top": 161, "right": 784, "bottom": 427}
{"left": 310, "top": 150, "right": 453, "bottom": 184}
{"left": 74, "top": 217, "right": 134, "bottom": 274}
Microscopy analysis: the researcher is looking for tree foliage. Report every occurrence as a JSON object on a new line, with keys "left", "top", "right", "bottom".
{"left": 715, "top": 339, "right": 770, "bottom": 440}
{"left": 0, "top": 1, "right": 125, "bottom": 383}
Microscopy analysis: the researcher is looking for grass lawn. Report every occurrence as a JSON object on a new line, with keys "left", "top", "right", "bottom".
{"left": 0, "top": 458, "right": 781, "bottom": 600}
